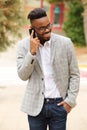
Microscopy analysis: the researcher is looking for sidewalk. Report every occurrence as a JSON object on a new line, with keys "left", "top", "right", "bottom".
{"left": 79, "top": 64, "right": 87, "bottom": 68}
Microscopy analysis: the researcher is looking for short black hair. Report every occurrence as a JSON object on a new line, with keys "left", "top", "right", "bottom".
{"left": 27, "top": 8, "right": 47, "bottom": 22}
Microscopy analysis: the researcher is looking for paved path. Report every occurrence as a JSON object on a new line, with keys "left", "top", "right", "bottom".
{"left": 0, "top": 66, "right": 26, "bottom": 87}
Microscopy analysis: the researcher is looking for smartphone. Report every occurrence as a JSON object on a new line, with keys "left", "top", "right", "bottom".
{"left": 29, "top": 28, "right": 36, "bottom": 38}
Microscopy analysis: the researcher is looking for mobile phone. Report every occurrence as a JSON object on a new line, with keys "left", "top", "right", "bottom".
{"left": 29, "top": 28, "right": 36, "bottom": 38}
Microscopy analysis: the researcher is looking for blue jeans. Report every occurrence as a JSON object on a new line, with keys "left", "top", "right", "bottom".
{"left": 28, "top": 98, "right": 67, "bottom": 130}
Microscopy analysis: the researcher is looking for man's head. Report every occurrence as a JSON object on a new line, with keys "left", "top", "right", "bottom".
{"left": 28, "top": 8, "right": 52, "bottom": 43}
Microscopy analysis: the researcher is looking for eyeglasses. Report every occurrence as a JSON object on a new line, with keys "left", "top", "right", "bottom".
{"left": 33, "top": 23, "right": 53, "bottom": 33}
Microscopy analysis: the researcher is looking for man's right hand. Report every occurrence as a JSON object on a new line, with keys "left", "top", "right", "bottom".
{"left": 30, "top": 30, "right": 40, "bottom": 55}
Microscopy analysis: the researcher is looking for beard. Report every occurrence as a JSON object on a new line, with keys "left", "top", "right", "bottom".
{"left": 39, "top": 36, "right": 50, "bottom": 45}
{"left": 37, "top": 30, "right": 51, "bottom": 45}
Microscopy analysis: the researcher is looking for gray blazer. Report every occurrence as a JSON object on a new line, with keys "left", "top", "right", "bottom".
{"left": 17, "top": 33, "right": 80, "bottom": 116}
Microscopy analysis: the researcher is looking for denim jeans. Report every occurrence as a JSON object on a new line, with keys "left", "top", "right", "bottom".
{"left": 28, "top": 98, "right": 67, "bottom": 130}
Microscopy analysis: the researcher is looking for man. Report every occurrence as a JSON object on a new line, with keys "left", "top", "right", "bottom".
{"left": 17, "top": 8, "right": 80, "bottom": 130}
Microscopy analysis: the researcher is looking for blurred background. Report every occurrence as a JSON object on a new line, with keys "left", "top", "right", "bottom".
{"left": 0, "top": 0, "right": 87, "bottom": 130}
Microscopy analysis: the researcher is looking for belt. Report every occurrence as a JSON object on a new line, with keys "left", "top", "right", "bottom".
{"left": 44, "top": 97, "right": 63, "bottom": 104}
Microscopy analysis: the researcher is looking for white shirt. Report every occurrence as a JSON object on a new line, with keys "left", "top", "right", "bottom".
{"left": 39, "top": 40, "right": 61, "bottom": 98}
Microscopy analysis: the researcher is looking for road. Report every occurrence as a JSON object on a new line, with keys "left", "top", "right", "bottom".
{"left": 0, "top": 66, "right": 26, "bottom": 87}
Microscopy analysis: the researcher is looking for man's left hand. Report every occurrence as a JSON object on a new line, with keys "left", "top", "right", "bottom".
{"left": 57, "top": 101, "right": 71, "bottom": 113}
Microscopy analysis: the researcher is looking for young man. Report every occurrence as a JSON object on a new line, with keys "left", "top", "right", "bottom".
{"left": 17, "top": 8, "right": 80, "bottom": 130}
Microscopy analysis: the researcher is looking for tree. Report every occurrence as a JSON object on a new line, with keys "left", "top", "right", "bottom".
{"left": 81, "top": 0, "right": 87, "bottom": 45}
{"left": 46, "top": 0, "right": 63, "bottom": 3}
{"left": 46, "top": 0, "right": 68, "bottom": 4}
{"left": 46, "top": 0, "right": 82, "bottom": 4}
{"left": 0, "top": 0, "right": 24, "bottom": 51}
{"left": 46, "top": 0, "right": 85, "bottom": 46}
{"left": 63, "top": 0, "right": 85, "bottom": 46}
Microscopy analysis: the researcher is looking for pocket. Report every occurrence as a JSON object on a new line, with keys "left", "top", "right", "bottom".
{"left": 62, "top": 105, "right": 67, "bottom": 114}
{"left": 54, "top": 104, "right": 67, "bottom": 118}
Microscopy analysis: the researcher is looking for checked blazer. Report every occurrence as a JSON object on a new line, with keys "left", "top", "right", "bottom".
{"left": 17, "top": 33, "right": 80, "bottom": 116}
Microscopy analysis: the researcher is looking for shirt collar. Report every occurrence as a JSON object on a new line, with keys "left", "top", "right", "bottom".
{"left": 40, "top": 39, "right": 51, "bottom": 47}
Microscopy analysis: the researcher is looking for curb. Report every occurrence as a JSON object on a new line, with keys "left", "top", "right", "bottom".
{"left": 79, "top": 64, "right": 87, "bottom": 68}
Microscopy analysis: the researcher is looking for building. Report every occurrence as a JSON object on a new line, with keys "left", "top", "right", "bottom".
{"left": 49, "top": 2, "right": 65, "bottom": 30}
{"left": 23, "top": 0, "right": 66, "bottom": 32}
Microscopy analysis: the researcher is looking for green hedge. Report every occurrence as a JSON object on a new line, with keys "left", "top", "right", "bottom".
{"left": 63, "top": 1, "right": 85, "bottom": 46}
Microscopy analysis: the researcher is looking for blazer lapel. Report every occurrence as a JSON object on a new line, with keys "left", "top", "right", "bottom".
{"left": 35, "top": 49, "right": 43, "bottom": 75}
{"left": 50, "top": 34, "right": 57, "bottom": 64}
{"left": 36, "top": 48, "right": 42, "bottom": 67}
{"left": 35, "top": 33, "right": 57, "bottom": 74}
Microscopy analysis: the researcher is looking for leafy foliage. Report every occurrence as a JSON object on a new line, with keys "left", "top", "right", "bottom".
{"left": 63, "top": 0, "right": 85, "bottom": 46}
{"left": 46, "top": 0, "right": 85, "bottom": 46}
{"left": 46, "top": 0, "right": 81, "bottom": 3}
{"left": 46, "top": 0, "right": 64, "bottom": 3}
{"left": 0, "top": 0, "right": 24, "bottom": 51}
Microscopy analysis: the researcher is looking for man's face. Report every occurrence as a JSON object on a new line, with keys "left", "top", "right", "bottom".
{"left": 31, "top": 16, "right": 52, "bottom": 42}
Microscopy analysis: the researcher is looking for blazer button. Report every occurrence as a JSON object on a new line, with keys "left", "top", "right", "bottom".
{"left": 42, "top": 92, "right": 44, "bottom": 95}
{"left": 42, "top": 78, "right": 44, "bottom": 81}
{"left": 31, "top": 59, "right": 34, "bottom": 64}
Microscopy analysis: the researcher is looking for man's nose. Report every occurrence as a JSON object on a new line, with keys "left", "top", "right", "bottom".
{"left": 45, "top": 28, "right": 50, "bottom": 32}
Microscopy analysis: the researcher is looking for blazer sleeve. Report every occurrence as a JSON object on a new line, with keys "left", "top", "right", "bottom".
{"left": 64, "top": 39, "right": 80, "bottom": 107}
{"left": 16, "top": 39, "right": 36, "bottom": 81}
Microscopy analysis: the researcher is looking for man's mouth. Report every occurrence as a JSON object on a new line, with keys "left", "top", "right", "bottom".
{"left": 43, "top": 32, "right": 51, "bottom": 38}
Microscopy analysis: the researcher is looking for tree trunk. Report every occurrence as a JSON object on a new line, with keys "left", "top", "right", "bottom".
{"left": 82, "top": 0, "right": 87, "bottom": 46}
